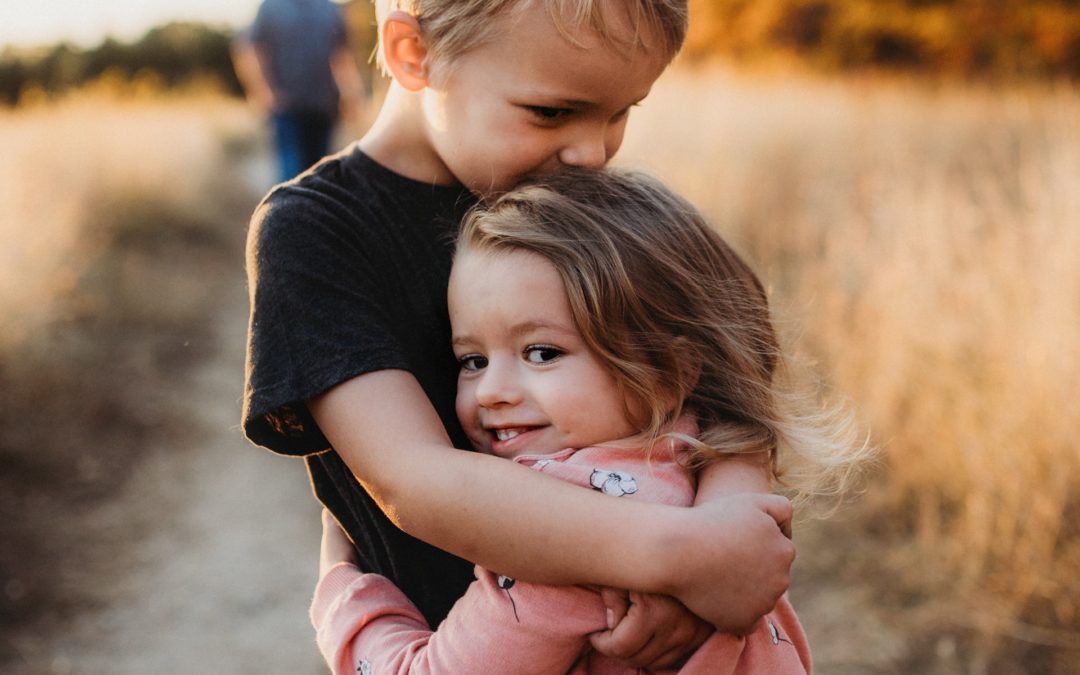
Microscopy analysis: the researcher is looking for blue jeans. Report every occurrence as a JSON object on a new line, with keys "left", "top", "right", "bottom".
{"left": 272, "top": 109, "right": 336, "bottom": 181}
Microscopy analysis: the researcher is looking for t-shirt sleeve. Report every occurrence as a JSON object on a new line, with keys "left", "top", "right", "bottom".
{"left": 242, "top": 187, "right": 410, "bottom": 456}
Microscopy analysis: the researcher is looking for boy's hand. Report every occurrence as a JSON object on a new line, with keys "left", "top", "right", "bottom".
{"left": 318, "top": 509, "right": 358, "bottom": 579}
{"left": 667, "top": 493, "right": 795, "bottom": 634}
{"left": 589, "top": 588, "right": 712, "bottom": 669}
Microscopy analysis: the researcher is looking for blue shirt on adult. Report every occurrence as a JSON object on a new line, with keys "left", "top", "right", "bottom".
{"left": 248, "top": 0, "right": 348, "bottom": 116}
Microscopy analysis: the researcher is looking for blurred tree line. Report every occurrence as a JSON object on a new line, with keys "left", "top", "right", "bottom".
{"left": 0, "top": 22, "right": 244, "bottom": 105}
{"left": 0, "top": 2, "right": 380, "bottom": 106}
{"left": 2, "top": 0, "right": 1077, "bottom": 106}
{"left": 686, "top": 0, "right": 1080, "bottom": 78}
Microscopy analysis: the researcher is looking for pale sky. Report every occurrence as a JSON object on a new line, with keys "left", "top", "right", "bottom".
{"left": 0, "top": 0, "right": 265, "bottom": 49}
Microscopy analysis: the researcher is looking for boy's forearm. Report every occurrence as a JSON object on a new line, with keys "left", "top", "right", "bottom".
{"left": 390, "top": 451, "right": 678, "bottom": 589}
{"left": 309, "top": 369, "right": 674, "bottom": 592}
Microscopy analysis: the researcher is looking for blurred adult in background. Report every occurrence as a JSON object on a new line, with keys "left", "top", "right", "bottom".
{"left": 233, "top": 0, "right": 364, "bottom": 181}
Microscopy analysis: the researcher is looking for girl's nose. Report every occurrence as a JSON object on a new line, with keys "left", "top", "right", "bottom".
{"left": 474, "top": 360, "right": 523, "bottom": 408}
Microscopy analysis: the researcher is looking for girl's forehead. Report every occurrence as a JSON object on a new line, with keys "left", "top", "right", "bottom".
{"left": 450, "top": 246, "right": 564, "bottom": 297}
{"left": 454, "top": 245, "right": 542, "bottom": 272}
{"left": 448, "top": 246, "right": 577, "bottom": 335}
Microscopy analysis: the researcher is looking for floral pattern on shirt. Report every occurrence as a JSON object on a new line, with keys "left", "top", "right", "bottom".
{"left": 590, "top": 469, "right": 639, "bottom": 497}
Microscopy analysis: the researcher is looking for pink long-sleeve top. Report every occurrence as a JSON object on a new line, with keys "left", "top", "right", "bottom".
{"left": 310, "top": 436, "right": 812, "bottom": 674}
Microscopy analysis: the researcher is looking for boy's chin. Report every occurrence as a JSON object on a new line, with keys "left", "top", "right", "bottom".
{"left": 466, "top": 180, "right": 515, "bottom": 201}
{"left": 460, "top": 168, "right": 551, "bottom": 200}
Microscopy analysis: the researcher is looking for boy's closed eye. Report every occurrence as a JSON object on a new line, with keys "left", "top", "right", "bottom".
{"left": 523, "top": 105, "right": 574, "bottom": 124}
{"left": 521, "top": 98, "right": 641, "bottom": 126}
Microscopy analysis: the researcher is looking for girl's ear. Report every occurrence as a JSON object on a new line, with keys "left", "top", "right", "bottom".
{"left": 381, "top": 11, "right": 430, "bottom": 91}
{"left": 647, "top": 337, "right": 702, "bottom": 420}
{"left": 671, "top": 336, "right": 702, "bottom": 405}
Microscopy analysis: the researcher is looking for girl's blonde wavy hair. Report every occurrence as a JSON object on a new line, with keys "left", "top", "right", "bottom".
{"left": 457, "top": 168, "right": 872, "bottom": 508}
{"left": 373, "top": 0, "right": 688, "bottom": 72}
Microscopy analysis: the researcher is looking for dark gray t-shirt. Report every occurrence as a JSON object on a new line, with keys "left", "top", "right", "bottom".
{"left": 243, "top": 146, "right": 478, "bottom": 625}
{"left": 248, "top": 0, "right": 347, "bottom": 115}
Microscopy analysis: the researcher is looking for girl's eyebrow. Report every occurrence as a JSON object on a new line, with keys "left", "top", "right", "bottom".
{"left": 508, "top": 320, "right": 577, "bottom": 338}
{"left": 451, "top": 320, "right": 578, "bottom": 348}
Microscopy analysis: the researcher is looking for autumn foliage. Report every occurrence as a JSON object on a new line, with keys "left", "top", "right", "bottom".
{"left": 685, "top": 0, "right": 1080, "bottom": 78}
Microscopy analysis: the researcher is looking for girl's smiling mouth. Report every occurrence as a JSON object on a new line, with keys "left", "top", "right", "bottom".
{"left": 494, "top": 428, "right": 523, "bottom": 441}
{"left": 486, "top": 426, "right": 545, "bottom": 456}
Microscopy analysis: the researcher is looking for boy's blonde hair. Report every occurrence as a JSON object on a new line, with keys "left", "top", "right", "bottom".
{"left": 374, "top": 0, "right": 688, "bottom": 71}
{"left": 457, "top": 168, "right": 871, "bottom": 507}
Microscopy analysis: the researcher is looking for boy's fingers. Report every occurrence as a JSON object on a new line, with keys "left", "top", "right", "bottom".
{"left": 761, "top": 494, "right": 794, "bottom": 539}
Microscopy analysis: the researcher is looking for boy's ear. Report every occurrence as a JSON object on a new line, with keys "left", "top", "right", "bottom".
{"left": 381, "top": 11, "right": 430, "bottom": 91}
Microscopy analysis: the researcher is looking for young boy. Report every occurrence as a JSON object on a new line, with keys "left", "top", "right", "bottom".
{"left": 243, "top": 0, "right": 795, "bottom": 665}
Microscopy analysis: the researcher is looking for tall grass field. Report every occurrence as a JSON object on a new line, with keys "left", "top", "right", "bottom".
{"left": 618, "top": 67, "right": 1080, "bottom": 674}
{"left": 0, "top": 87, "right": 260, "bottom": 670}
{"left": 0, "top": 86, "right": 257, "bottom": 350}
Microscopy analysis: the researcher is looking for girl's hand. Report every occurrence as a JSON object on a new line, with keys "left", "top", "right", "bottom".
{"left": 318, "top": 508, "right": 358, "bottom": 578}
{"left": 589, "top": 588, "right": 712, "bottom": 669}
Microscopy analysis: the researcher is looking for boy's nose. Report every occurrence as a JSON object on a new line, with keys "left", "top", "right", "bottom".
{"left": 558, "top": 127, "right": 610, "bottom": 169}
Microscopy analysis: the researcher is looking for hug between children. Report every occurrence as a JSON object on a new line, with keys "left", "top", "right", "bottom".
{"left": 242, "top": 1, "right": 869, "bottom": 673}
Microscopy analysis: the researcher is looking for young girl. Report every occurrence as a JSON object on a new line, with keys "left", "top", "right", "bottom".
{"left": 311, "top": 168, "right": 867, "bottom": 673}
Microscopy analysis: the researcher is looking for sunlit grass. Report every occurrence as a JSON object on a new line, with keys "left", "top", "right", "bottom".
{"left": 0, "top": 84, "right": 257, "bottom": 348}
{"left": 0, "top": 86, "right": 263, "bottom": 671}
{"left": 619, "top": 67, "right": 1080, "bottom": 672}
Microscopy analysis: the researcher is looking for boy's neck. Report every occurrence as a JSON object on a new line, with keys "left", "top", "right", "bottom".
{"left": 359, "top": 83, "right": 459, "bottom": 188}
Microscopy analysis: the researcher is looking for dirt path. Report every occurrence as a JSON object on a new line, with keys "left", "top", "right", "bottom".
{"left": 14, "top": 248, "right": 327, "bottom": 675}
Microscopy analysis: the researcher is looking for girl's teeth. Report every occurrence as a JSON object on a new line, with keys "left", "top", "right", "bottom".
{"left": 495, "top": 429, "right": 520, "bottom": 441}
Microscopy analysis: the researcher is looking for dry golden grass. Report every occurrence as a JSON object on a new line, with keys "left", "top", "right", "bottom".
{"left": 0, "top": 89, "right": 261, "bottom": 669}
{"left": 0, "top": 85, "right": 257, "bottom": 349}
{"left": 618, "top": 67, "right": 1080, "bottom": 673}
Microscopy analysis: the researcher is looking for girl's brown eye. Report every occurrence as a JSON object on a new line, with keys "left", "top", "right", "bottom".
{"left": 525, "top": 346, "right": 562, "bottom": 364}
{"left": 459, "top": 354, "right": 488, "bottom": 371}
